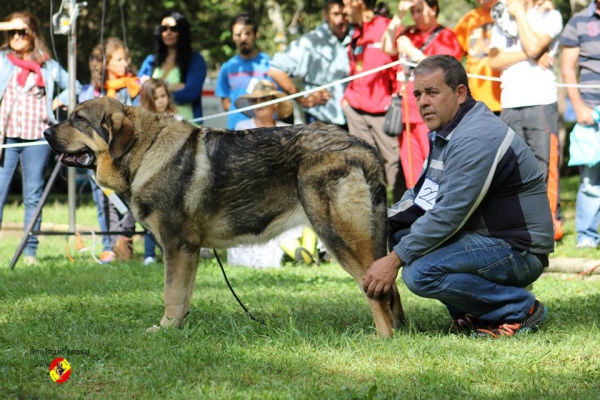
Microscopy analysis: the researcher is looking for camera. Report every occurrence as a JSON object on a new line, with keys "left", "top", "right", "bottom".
{"left": 491, "top": 0, "right": 518, "bottom": 39}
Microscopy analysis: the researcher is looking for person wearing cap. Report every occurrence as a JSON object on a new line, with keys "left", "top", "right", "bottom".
{"left": 234, "top": 80, "right": 293, "bottom": 129}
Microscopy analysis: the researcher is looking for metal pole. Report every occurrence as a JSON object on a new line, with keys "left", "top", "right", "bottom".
{"left": 10, "top": 161, "right": 64, "bottom": 269}
{"left": 67, "top": 0, "right": 78, "bottom": 232}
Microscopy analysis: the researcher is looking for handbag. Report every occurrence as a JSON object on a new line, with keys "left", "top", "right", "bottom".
{"left": 383, "top": 94, "right": 403, "bottom": 136}
{"left": 568, "top": 123, "right": 600, "bottom": 167}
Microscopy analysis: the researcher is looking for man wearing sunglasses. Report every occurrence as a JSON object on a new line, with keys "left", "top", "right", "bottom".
{"left": 216, "top": 12, "right": 274, "bottom": 129}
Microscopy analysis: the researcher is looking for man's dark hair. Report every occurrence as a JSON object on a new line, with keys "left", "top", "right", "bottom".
{"left": 425, "top": 0, "right": 440, "bottom": 17}
{"left": 325, "top": 0, "right": 344, "bottom": 13}
{"left": 363, "top": 0, "right": 378, "bottom": 10}
{"left": 374, "top": 2, "right": 391, "bottom": 18}
{"left": 414, "top": 55, "right": 471, "bottom": 95}
{"left": 230, "top": 12, "right": 258, "bottom": 34}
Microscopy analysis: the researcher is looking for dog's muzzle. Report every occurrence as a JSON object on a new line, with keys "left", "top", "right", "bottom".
{"left": 44, "top": 127, "right": 96, "bottom": 168}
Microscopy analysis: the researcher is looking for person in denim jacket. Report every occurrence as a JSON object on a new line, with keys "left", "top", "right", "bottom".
{"left": 0, "top": 12, "right": 80, "bottom": 264}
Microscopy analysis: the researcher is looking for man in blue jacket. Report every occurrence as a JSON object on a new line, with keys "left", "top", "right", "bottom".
{"left": 362, "top": 55, "right": 554, "bottom": 338}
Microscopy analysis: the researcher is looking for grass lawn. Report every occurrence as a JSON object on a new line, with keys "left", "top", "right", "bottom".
{"left": 1, "top": 176, "right": 599, "bottom": 398}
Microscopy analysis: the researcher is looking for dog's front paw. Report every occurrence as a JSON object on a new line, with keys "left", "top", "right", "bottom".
{"left": 145, "top": 325, "right": 161, "bottom": 333}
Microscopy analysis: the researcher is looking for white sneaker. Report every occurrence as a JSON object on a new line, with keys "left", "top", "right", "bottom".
{"left": 144, "top": 257, "right": 157, "bottom": 266}
{"left": 23, "top": 256, "right": 37, "bottom": 265}
{"left": 576, "top": 238, "right": 597, "bottom": 249}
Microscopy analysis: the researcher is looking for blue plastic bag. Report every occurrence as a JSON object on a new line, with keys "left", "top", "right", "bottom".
{"left": 568, "top": 123, "right": 600, "bottom": 167}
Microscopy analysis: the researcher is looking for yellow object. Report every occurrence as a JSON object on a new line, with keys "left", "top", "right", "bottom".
{"left": 280, "top": 228, "right": 318, "bottom": 264}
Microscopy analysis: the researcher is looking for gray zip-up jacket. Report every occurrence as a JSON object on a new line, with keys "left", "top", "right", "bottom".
{"left": 390, "top": 99, "right": 554, "bottom": 265}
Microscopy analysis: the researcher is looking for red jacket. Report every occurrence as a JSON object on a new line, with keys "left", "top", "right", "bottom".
{"left": 344, "top": 16, "right": 398, "bottom": 114}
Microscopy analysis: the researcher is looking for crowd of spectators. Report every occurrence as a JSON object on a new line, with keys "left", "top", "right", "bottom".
{"left": 2, "top": 1, "right": 600, "bottom": 266}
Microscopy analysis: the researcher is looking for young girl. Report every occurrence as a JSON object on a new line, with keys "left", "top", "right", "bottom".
{"left": 140, "top": 79, "right": 176, "bottom": 265}
{"left": 140, "top": 78, "right": 176, "bottom": 115}
{"left": 79, "top": 37, "right": 140, "bottom": 263}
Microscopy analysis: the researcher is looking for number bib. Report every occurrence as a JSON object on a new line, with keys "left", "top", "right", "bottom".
{"left": 415, "top": 178, "right": 439, "bottom": 211}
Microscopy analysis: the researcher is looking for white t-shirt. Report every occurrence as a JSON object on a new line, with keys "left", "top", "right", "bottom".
{"left": 234, "top": 119, "right": 289, "bottom": 130}
{"left": 490, "top": 7, "right": 563, "bottom": 108}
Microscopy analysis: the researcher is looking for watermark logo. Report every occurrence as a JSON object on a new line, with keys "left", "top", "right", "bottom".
{"left": 49, "top": 357, "right": 71, "bottom": 384}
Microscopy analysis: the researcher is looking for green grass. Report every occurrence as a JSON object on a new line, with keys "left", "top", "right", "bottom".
{"left": 1, "top": 259, "right": 599, "bottom": 398}
{"left": 1, "top": 178, "right": 600, "bottom": 398}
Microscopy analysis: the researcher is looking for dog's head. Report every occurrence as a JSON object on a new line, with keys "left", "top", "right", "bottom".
{"left": 44, "top": 97, "right": 135, "bottom": 170}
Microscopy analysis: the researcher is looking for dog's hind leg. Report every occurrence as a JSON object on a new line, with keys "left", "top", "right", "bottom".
{"left": 159, "top": 244, "right": 200, "bottom": 329}
{"left": 299, "top": 166, "right": 399, "bottom": 337}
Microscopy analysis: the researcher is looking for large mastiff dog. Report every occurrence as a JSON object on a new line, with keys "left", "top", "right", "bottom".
{"left": 44, "top": 97, "right": 405, "bottom": 336}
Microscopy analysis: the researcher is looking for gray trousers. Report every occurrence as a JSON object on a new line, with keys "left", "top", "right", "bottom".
{"left": 343, "top": 104, "right": 405, "bottom": 202}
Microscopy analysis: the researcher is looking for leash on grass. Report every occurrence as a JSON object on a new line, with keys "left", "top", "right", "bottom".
{"left": 213, "top": 249, "right": 267, "bottom": 326}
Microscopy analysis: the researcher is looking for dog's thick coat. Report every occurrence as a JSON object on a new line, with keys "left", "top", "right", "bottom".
{"left": 44, "top": 97, "right": 405, "bottom": 336}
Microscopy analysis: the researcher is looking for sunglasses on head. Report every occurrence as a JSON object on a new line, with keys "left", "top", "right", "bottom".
{"left": 160, "top": 25, "right": 179, "bottom": 33}
{"left": 7, "top": 29, "right": 28, "bottom": 38}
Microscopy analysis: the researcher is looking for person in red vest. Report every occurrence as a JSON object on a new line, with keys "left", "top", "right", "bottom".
{"left": 381, "top": 0, "right": 462, "bottom": 189}
{"left": 342, "top": 0, "right": 404, "bottom": 202}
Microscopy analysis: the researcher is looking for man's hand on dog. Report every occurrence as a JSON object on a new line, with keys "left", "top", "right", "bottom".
{"left": 363, "top": 252, "right": 404, "bottom": 299}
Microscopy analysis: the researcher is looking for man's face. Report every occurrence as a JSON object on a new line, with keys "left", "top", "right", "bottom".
{"left": 343, "top": 0, "right": 362, "bottom": 25}
{"left": 325, "top": 4, "right": 348, "bottom": 39}
{"left": 232, "top": 23, "right": 257, "bottom": 56}
{"left": 413, "top": 68, "right": 466, "bottom": 132}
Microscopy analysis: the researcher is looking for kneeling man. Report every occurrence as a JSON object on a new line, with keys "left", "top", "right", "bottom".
{"left": 363, "top": 55, "right": 553, "bottom": 338}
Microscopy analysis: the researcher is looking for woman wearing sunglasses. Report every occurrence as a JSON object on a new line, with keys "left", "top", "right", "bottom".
{"left": 139, "top": 10, "right": 207, "bottom": 122}
{"left": 0, "top": 12, "right": 80, "bottom": 265}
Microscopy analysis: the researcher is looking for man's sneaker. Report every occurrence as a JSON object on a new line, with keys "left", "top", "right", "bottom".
{"left": 99, "top": 250, "right": 116, "bottom": 264}
{"left": 576, "top": 238, "right": 597, "bottom": 249}
{"left": 451, "top": 313, "right": 480, "bottom": 334}
{"left": 23, "top": 256, "right": 37, "bottom": 265}
{"left": 143, "top": 257, "right": 157, "bottom": 266}
{"left": 473, "top": 300, "right": 547, "bottom": 338}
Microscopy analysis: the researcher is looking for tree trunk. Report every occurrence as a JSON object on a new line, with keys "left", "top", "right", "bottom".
{"left": 266, "top": 0, "right": 288, "bottom": 52}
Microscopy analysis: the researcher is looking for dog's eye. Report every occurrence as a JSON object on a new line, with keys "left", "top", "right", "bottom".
{"left": 72, "top": 113, "right": 86, "bottom": 124}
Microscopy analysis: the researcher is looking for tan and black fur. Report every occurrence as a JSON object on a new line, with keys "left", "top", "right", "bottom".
{"left": 44, "top": 97, "right": 405, "bottom": 336}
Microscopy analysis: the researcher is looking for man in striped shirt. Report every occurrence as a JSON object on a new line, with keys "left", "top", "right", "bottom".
{"left": 560, "top": 1, "right": 600, "bottom": 249}
{"left": 362, "top": 55, "right": 554, "bottom": 338}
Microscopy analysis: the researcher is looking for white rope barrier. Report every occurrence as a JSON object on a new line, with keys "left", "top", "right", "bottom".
{"left": 0, "top": 141, "right": 49, "bottom": 149}
{"left": 3, "top": 57, "right": 599, "bottom": 149}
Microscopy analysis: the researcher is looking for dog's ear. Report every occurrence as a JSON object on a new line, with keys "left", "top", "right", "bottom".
{"left": 103, "top": 110, "right": 135, "bottom": 160}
